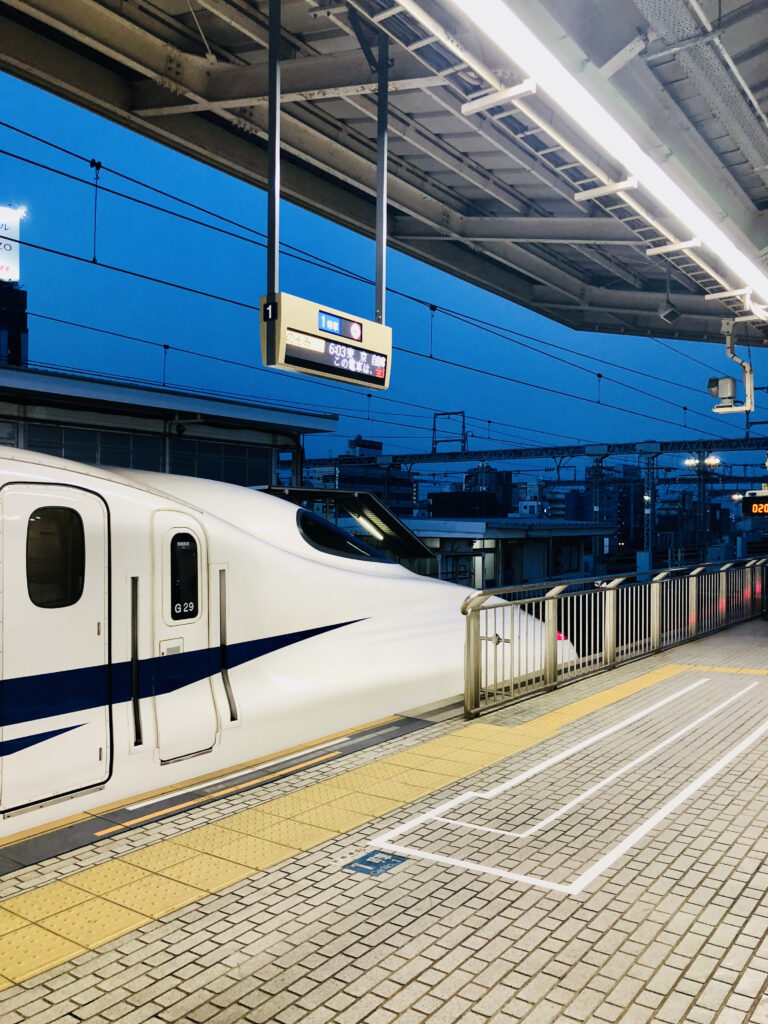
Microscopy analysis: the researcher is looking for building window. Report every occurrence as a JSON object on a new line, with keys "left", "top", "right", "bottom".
{"left": 170, "top": 532, "right": 198, "bottom": 620}
{"left": 27, "top": 507, "right": 85, "bottom": 608}
{"left": 26, "top": 423, "right": 63, "bottom": 456}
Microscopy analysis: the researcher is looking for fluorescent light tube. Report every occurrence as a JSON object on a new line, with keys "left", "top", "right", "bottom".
{"left": 355, "top": 515, "right": 384, "bottom": 541}
{"left": 447, "top": 0, "right": 768, "bottom": 304}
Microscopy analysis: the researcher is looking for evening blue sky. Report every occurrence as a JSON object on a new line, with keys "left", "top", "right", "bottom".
{"left": 2, "top": 69, "right": 767, "bottom": 482}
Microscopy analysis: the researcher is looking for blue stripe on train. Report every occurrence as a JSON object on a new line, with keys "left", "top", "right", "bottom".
{"left": 0, "top": 725, "right": 83, "bottom": 757}
{"left": 0, "top": 619, "right": 362, "bottom": 735}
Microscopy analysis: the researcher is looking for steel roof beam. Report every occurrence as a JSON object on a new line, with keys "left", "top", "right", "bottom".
{"left": 304, "top": 434, "right": 768, "bottom": 467}
{"left": 0, "top": 5, "right": 590, "bottom": 302}
{"left": 132, "top": 51, "right": 443, "bottom": 116}
{"left": 392, "top": 216, "right": 642, "bottom": 244}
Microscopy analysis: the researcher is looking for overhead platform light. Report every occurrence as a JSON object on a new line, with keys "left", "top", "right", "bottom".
{"left": 426, "top": 0, "right": 768, "bottom": 306}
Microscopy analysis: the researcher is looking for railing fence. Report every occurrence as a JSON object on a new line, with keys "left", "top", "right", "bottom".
{"left": 463, "top": 558, "right": 768, "bottom": 718}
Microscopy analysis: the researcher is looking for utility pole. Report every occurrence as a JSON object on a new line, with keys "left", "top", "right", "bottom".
{"left": 643, "top": 455, "right": 658, "bottom": 568}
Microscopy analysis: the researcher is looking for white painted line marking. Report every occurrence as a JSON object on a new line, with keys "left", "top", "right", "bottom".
{"left": 376, "top": 839, "right": 574, "bottom": 893}
{"left": 433, "top": 681, "right": 759, "bottom": 841}
{"left": 373, "top": 676, "right": 712, "bottom": 848}
{"left": 373, "top": 679, "right": 768, "bottom": 893}
{"left": 570, "top": 708, "right": 768, "bottom": 894}
{"left": 126, "top": 737, "right": 350, "bottom": 809}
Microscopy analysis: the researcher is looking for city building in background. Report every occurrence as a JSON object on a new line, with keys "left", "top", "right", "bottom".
{"left": 303, "top": 440, "right": 768, "bottom": 585}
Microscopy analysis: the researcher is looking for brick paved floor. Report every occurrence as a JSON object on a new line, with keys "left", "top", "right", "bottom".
{"left": 1, "top": 621, "right": 768, "bottom": 1022}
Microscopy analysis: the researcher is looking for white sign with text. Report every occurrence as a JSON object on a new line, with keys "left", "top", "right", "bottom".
{"left": 0, "top": 207, "right": 21, "bottom": 282}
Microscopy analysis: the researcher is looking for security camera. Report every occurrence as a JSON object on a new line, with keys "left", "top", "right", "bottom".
{"left": 658, "top": 300, "right": 681, "bottom": 324}
{"left": 707, "top": 376, "right": 736, "bottom": 403}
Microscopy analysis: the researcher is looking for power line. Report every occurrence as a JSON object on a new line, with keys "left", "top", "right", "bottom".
{"left": 10, "top": 234, "right": 732, "bottom": 438}
{"left": 26, "top": 311, "right": 583, "bottom": 446}
{"left": 2, "top": 123, "right": 759, "bottom": 421}
{"left": 1, "top": 122, "right": 756, "bottom": 437}
{"left": 422, "top": 308, "right": 745, "bottom": 429}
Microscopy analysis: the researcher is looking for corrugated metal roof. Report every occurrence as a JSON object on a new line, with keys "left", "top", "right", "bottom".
{"left": 0, "top": 365, "right": 337, "bottom": 434}
{"left": 0, "top": 0, "right": 766, "bottom": 343}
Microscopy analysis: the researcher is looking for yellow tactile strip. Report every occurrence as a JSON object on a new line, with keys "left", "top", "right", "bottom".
{"left": 0, "top": 662, "right": 689, "bottom": 987}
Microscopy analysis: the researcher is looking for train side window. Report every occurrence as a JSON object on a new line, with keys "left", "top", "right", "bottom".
{"left": 27, "top": 507, "right": 85, "bottom": 608}
{"left": 170, "top": 532, "right": 198, "bottom": 620}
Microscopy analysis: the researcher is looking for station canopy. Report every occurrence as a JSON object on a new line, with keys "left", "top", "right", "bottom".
{"left": 1, "top": 0, "right": 768, "bottom": 343}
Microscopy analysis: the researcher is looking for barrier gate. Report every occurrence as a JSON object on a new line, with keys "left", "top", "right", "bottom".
{"left": 462, "top": 558, "right": 768, "bottom": 718}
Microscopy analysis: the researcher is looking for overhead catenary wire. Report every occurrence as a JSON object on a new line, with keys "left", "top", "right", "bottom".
{"left": 0, "top": 121, "right": 762, "bottom": 439}
{"left": 22, "top": 291, "right": 738, "bottom": 441}
{"left": 0, "top": 125, "right": 758, "bottom": 416}
{"left": 26, "top": 311, "right": 586, "bottom": 447}
{"left": 6, "top": 230, "right": 742, "bottom": 438}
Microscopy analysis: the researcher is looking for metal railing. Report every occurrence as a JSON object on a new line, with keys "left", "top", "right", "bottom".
{"left": 462, "top": 558, "right": 768, "bottom": 717}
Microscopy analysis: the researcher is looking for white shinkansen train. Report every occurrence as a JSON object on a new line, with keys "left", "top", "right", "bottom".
{"left": 0, "top": 447, "right": 567, "bottom": 837}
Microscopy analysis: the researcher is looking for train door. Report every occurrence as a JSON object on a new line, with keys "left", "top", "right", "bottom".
{"left": 152, "top": 512, "right": 218, "bottom": 762}
{"left": 0, "top": 485, "right": 109, "bottom": 811}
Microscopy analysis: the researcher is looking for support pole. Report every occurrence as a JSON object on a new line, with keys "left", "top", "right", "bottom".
{"left": 591, "top": 456, "right": 604, "bottom": 574}
{"left": 266, "top": 0, "right": 281, "bottom": 363}
{"left": 375, "top": 31, "right": 389, "bottom": 325}
{"left": 643, "top": 455, "right": 657, "bottom": 568}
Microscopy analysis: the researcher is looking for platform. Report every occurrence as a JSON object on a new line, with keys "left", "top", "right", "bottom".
{"left": 1, "top": 621, "right": 768, "bottom": 1023}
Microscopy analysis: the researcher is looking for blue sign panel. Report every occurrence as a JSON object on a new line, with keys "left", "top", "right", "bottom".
{"left": 318, "top": 311, "right": 341, "bottom": 335}
{"left": 344, "top": 851, "right": 406, "bottom": 877}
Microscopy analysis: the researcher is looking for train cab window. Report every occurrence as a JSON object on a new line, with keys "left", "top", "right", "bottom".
{"left": 170, "top": 532, "right": 199, "bottom": 620}
{"left": 26, "top": 507, "right": 85, "bottom": 608}
{"left": 297, "top": 509, "right": 390, "bottom": 562}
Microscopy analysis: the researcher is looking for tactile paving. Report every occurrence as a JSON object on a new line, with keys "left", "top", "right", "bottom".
{"left": 120, "top": 839, "right": 198, "bottom": 872}
{"left": 172, "top": 823, "right": 243, "bottom": 853}
{"left": 68, "top": 858, "right": 150, "bottom": 895}
{"left": 2, "top": 881, "right": 91, "bottom": 922}
{"left": 107, "top": 874, "right": 207, "bottom": 918}
{"left": 215, "top": 835, "right": 299, "bottom": 870}
{"left": 41, "top": 896, "right": 150, "bottom": 949}
{"left": 220, "top": 806, "right": 288, "bottom": 834}
{"left": 158, "top": 852, "right": 252, "bottom": 892}
{"left": 0, "top": 923, "right": 84, "bottom": 983}
{"left": 292, "top": 804, "right": 371, "bottom": 832}
{"left": 255, "top": 818, "right": 337, "bottom": 850}
{"left": 0, "top": 907, "right": 25, "bottom": 937}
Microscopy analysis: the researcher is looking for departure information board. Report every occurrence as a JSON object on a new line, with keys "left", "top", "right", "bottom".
{"left": 742, "top": 495, "right": 768, "bottom": 516}
{"left": 285, "top": 329, "right": 387, "bottom": 386}
{"left": 260, "top": 292, "right": 391, "bottom": 388}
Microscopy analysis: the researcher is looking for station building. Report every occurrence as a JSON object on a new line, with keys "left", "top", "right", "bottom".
{"left": 0, "top": 363, "right": 337, "bottom": 485}
{"left": 404, "top": 514, "right": 612, "bottom": 588}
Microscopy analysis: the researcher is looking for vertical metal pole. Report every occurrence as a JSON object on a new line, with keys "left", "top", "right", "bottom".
{"left": 591, "top": 457, "right": 603, "bottom": 575}
{"left": 688, "top": 567, "right": 701, "bottom": 638}
{"left": 464, "top": 608, "right": 481, "bottom": 718}
{"left": 650, "top": 572, "right": 667, "bottom": 650}
{"left": 266, "top": 0, "right": 281, "bottom": 362}
{"left": 719, "top": 562, "right": 732, "bottom": 627}
{"left": 603, "top": 582, "right": 617, "bottom": 667}
{"left": 543, "top": 585, "right": 565, "bottom": 686}
{"left": 697, "top": 455, "right": 707, "bottom": 561}
{"left": 643, "top": 455, "right": 657, "bottom": 568}
{"left": 375, "top": 31, "right": 389, "bottom": 325}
